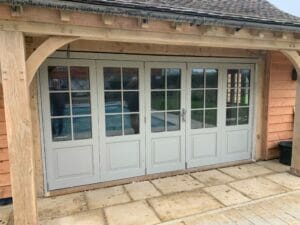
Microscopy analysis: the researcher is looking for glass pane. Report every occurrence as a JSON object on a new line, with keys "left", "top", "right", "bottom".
{"left": 151, "top": 69, "right": 165, "bottom": 89}
{"left": 51, "top": 118, "right": 71, "bottom": 141}
{"left": 206, "top": 69, "right": 218, "bottom": 88}
{"left": 167, "top": 111, "right": 180, "bottom": 131}
{"left": 105, "top": 92, "right": 122, "bottom": 113}
{"left": 191, "top": 90, "right": 204, "bottom": 109}
{"left": 167, "top": 69, "right": 181, "bottom": 89}
{"left": 167, "top": 91, "right": 180, "bottom": 110}
{"left": 239, "top": 108, "right": 249, "bottom": 125}
{"left": 240, "top": 69, "right": 251, "bottom": 88}
{"left": 104, "top": 67, "right": 121, "bottom": 90}
{"left": 151, "top": 112, "right": 165, "bottom": 132}
{"left": 191, "top": 69, "right": 204, "bottom": 89}
{"left": 123, "top": 68, "right": 139, "bottom": 90}
{"left": 48, "top": 66, "right": 69, "bottom": 91}
{"left": 72, "top": 92, "right": 91, "bottom": 115}
{"left": 124, "top": 114, "right": 140, "bottom": 135}
{"left": 226, "top": 108, "right": 237, "bottom": 126}
{"left": 226, "top": 89, "right": 237, "bottom": 107}
{"left": 73, "top": 117, "right": 92, "bottom": 140}
{"left": 151, "top": 91, "right": 165, "bottom": 111}
{"left": 240, "top": 89, "right": 250, "bottom": 106}
{"left": 106, "top": 114, "right": 122, "bottom": 137}
{"left": 205, "top": 109, "right": 217, "bottom": 128}
{"left": 123, "top": 91, "right": 139, "bottom": 113}
{"left": 50, "top": 93, "right": 70, "bottom": 116}
{"left": 227, "top": 69, "right": 238, "bottom": 89}
{"left": 191, "top": 110, "right": 203, "bottom": 129}
{"left": 70, "top": 67, "right": 90, "bottom": 90}
{"left": 205, "top": 90, "right": 218, "bottom": 108}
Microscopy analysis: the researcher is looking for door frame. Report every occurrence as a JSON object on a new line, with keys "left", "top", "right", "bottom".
{"left": 39, "top": 52, "right": 259, "bottom": 193}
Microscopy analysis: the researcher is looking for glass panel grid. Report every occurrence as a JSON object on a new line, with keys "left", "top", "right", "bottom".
{"left": 226, "top": 69, "right": 251, "bottom": 126}
{"left": 191, "top": 68, "right": 218, "bottom": 129}
{"left": 49, "top": 66, "right": 92, "bottom": 142}
{"left": 104, "top": 67, "right": 140, "bottom": 137}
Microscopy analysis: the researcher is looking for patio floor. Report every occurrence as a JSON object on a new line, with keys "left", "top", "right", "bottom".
{"left": 3, "top": 160, "right": 300, "bottom": 225}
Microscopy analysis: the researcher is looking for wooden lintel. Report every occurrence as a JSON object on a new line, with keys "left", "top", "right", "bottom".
{"left": 26, "top": 36, "right": 79, "bottom": 86}
{"left": 60, "top": 10, "right": 71, "bottom": 22}
{"left": 102, "top": 14, "right": 115, "bottom": 25}
{"left": 10, "top": 5, "right": 23, "bottom": 17}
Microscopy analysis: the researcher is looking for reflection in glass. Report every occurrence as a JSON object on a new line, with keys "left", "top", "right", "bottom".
{"left": 226, "top": 89, "right": 237, "bottom": 107}
{"left": 151, "top": 69, "right": 165, "bottom": 89}
{"left": 240, "top": 70, "right": 251, "bottom": 88}
{"left": 227, "top": 70, "right": 238, "bottom": 89}
{"left": 70, "top": 67, "right": 90, "bottom": 90}
{"left": 191, "top": 90, "right": 204, "bottom": 109}
{"left": 104, "top": 67, "right": 121, "bottom": 90}
{"left": 73, "top": 117, "right": 92, "bottom": 140}
{"left": 106, "top": 114, "right": 122, "bottom": 137}
{"left": 167, "top": 69, "right": 181, "bottom": 89}
{"left": 191, "top": 110, "right": 203, "bottom": 129}
{"left": 151, "top": 91, "right": 165, "bottom": 111}
{"left": 50, "top": 93, "right": 70, "bottom": 116}
{"left": 123, "top": 92, "right": 139, "bottom": 113}
{"left": 124, "top": 114, "right": 140, "bottom": 135}
{"left": 105, "top": 92, "right": 122, "bottom": 113}
{"left": 239, "top": 108, "right": 249, "bottom": 125}
{"left": 72, "top": 92, "right": 91, "bottom": 115}
{"left": 191, "top": 69, "right": 204, "bottom": 89}
{"left": 240, "top": 89, "right": 250, "bottom": 106}
{"left": 205, "top": 90, "right": 218, "bottom": 108}
{"left": 167, "top": 91, "right": 180, "bottom": 110}
{"left": 51, "top": 118, "right": 72, "bottom": 141}
{"left": 205, "top": 109, "right": 217, "bottom": 128}
{"left": 48, "top": 66, "right": 69, "bottom": 91}
{"left": 206, "top": 69, "right": 218, "bottom": 88}
{"left": 167, "top": 111, "right": 180, "bottom": 131}
{"left": 123, "top": 68, "right": 139, "bottom": 90}
{"left": 226, "top": 108, "right": 237, "bottom": 126}
{"left": 151, "top": 112, "right": 165, "bottom": 132}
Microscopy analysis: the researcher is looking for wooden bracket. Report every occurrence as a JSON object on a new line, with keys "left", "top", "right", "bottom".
{"left": 138, "top": 18, "right": 149, "bottom": 28}
{"left": 250, "top": 29, "right": 265, "bottom": 38}
{"left": 172, "top": 22, "right": 183, "bottom": 31}
{"left": 26, "top": 36, "right": 79, "bottom": 86}
{"left": 10, "top": 5, "right": 23, "bottom": 17}
{"left": 102, "top": 14, "right": 115, "bottom": 25}
{"left": 60, "top": 10, "right": 71, "bottom": 22}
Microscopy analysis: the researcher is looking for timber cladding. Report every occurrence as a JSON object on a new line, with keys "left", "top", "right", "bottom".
{"left": 0, "top": 84, "right": 11, "bottom": 199}
{"left": 266, "top": 52, "right": 296, "bottom": 159}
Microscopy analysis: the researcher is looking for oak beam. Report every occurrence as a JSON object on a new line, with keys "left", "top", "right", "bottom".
{"left": 281, "top": 50, "right": 300, "bottom": 176}
{"left": 0, "top": 31, "right": 38, "bottom": 225}
{"left": 26, "top": 36, "right": 79, "bottom": 86}
{"left": 1, "top": 20, "right": 300, "bottom": 51}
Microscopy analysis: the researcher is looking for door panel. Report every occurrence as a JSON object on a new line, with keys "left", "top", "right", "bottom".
{"left": 40, "top": 59, "right": 100, "bottom": 190}
{"left": 146, "top": 63, "right": 186, "bottom": 174}
{"left": 98, "top": 61, "right": 146, "bottom": 181}
{"left": 221, "top": 65, "right": 254, "bottom": 163}
{"left": 186, "top": 64, "right": 222, "bottom": 168}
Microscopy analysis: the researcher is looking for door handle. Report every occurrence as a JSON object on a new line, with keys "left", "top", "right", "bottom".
{"left": 181, "top": 108, "right": 187, "bottom": 122}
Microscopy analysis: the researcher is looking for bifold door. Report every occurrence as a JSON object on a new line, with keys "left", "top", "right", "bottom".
{"left": 40, "top": 59, "right": 100, "bottom": 190}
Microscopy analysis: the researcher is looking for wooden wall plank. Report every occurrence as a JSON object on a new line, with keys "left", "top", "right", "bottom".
{"left": 0, "top": 173, "right": 10, "bottom": 187}
{"left": 0, "top": 185, "right": 12, "bottom": 199}
{"left": 0, "top": 161, "right": 10, "bottom": 174}
{"left": 0, "top": 148, "right": 9, "bottom": 161}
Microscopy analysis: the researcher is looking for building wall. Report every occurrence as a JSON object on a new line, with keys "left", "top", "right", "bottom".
{"left": 265, "top": 52, "right": 296, "bottom": 159}
{"left": 0, "top": 84, "right": 11, "bottom": 199}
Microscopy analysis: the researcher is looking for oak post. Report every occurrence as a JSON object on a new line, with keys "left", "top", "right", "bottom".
{"left": 0, "top": 31, "right": 38, "bottom": 225}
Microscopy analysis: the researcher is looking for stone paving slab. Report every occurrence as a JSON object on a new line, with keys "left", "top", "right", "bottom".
{"left": 105, "top": 200, "right": 160, "bottom": 225}
{"left": 148, "top": 189, "right": 222, "bottom": 221}
{"left": 219, "top": 163, "right": 273, "bottom": 179}
{"left": 38, "top": 192, "right": 87, "bottom": 219}
{"left": 40, "top": 209, "right": 105, "bottom": 225}
{"left": 266, "top": 172, "right": 300, "bottom": 190}
{"left": 204, "top": 184, "right": 250, "bottom": 206}
{"left": 256, "top": 160, "right": 290, "bottom": 173}
{"left": 124, "top": 181, "right": 161, "bottom": 200}
{"left": 151, "top": 174, "right": 204, "bottom": 195}
{"left": 0, "top": 205, "right": 12, "bottom": 225}
{"left": 85, "top": 186, "right": 131, "bottom": 209}
{"left": 229, "top": 177, "right": 288, "bottom": 199}
{"left": 191, "top": 169, "right": 235, "bottom": 186}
